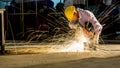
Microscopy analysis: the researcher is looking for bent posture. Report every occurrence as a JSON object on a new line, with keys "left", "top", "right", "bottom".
{"left": 64, "top": 6, "right": 103, "bottom": 49}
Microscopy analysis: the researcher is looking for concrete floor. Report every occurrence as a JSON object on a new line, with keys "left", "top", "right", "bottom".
{"left": 0, "top": 44, "right": 120, "bottom": 68}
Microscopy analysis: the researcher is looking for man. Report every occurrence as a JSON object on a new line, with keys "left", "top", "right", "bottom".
{"left": 64, "top": 6, "right": 103, "bottom": 49}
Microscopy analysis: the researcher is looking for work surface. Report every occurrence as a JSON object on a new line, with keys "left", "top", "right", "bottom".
{"left": 0, "top": 44, "right": 120, "bottom": 68}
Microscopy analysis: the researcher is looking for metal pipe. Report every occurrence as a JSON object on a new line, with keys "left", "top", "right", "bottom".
{"left": 0, "top": 9, "right": 5, "bottom": 54}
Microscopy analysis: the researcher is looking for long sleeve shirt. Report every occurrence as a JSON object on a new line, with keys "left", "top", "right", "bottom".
{"left": 77, "top": 8, "right": 103, "bottom": 35}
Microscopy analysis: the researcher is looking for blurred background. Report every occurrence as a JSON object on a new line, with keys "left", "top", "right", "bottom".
{"left": 0, "top": 0, "right": 120, "bottom": 44}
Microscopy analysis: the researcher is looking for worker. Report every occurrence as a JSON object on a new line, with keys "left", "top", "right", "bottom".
{"left": 64, "top": 6, "right": 103, "bottom": 50}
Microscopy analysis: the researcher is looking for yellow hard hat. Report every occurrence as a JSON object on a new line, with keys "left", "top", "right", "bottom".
{"left": 64, "top": 6, "right": 75, "bottom": 21}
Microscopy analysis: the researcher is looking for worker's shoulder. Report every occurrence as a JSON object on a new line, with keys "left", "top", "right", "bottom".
{"left": 77, "top": 8, "right": 93, "bottom": 14}
{"left": 77, "top": 8, "right": 94, "bottom": 17}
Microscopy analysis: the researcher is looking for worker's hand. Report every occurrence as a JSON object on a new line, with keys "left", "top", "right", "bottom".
{"left": 82, "top": 28, "right": 93, "bottom": 39}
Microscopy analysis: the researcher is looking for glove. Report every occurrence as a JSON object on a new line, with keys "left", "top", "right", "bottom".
{"left": 82, "top": 28, "right": 93, "bottom": 39}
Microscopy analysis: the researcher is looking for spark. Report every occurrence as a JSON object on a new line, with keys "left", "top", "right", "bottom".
{"left": 50, "top": 27, "right": 90, "bottom": 52}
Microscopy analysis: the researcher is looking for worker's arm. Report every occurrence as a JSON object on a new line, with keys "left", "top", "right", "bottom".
{"left": 88, "top": 11, "right": 103, "bottom": 44}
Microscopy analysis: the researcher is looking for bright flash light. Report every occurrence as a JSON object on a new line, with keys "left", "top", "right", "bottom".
{"left": 59, "top": 34, "right": 89, "bottom": 52}
{"left": 60, "top": 41, "right": 85, "bottom": 52}
{"left": 50, "top": 27, "right": 90, "bottom": 52}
